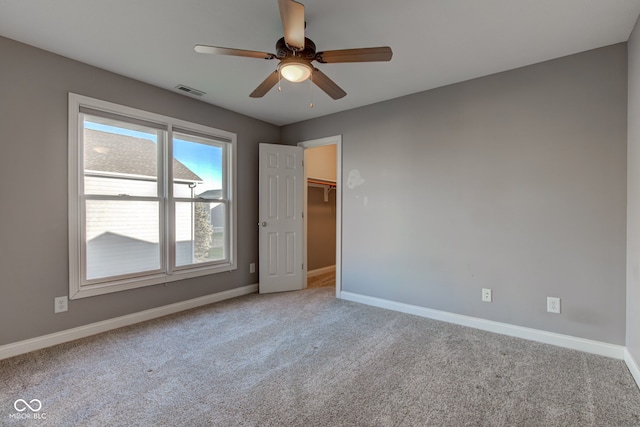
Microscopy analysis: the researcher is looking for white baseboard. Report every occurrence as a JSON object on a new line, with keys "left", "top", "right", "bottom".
{"left": 307, "top": 265, "right": 336, "bottom": 278}
{"left": 0, "top": 284, "right": 258, "bottom": 361}
{"left": 340, "top": 291, "right": 625, "bottom": 360}
{"left": 625, "top": 349, "right": 640, "bottom": 390}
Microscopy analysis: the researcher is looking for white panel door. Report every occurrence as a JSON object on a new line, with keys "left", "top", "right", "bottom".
{"left": 259, "top": 143, "right": 304, "bottom": 293}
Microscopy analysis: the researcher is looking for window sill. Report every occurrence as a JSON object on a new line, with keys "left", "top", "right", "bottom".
{"left": 70, "top": 263, "right": 237, "bottom": 300}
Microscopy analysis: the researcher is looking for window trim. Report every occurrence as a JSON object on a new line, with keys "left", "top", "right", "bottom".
{"left": 68, "top": 93, "right": 237, "bottom": 299}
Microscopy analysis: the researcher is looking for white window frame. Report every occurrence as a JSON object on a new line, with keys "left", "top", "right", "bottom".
{"left": 68, "top": 93, "right": 237, "bottom": 299}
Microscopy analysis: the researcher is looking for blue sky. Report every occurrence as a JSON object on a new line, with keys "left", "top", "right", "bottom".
{"left": 85, "top": 121, "right": 222, "bottom": 189}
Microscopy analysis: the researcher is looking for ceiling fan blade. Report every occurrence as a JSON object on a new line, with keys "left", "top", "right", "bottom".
{"left": 194, "top": 45, "right": 276, "bottom": 60}
{"left": 312, "top": 68, "right": 346, "bottom": 100}
{"left": 249, "top": 71, "right": 280, "bottom": 98}
{"left": 278, "top": 0, "right": 305, "bottom": 51}
{"left": 315, "top": 47, "right": 393, "bottom": 63}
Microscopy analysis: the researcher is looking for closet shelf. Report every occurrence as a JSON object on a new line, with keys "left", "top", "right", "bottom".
{"left": 308, "top": 178, "right": 336, "bottom": 188}
{"left": 307, "top": 178, "right": 336, "bottom": 203}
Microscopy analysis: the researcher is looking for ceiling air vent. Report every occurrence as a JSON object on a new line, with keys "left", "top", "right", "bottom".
{"left": 175, "top": 84, "right": 205, "bottom": 97}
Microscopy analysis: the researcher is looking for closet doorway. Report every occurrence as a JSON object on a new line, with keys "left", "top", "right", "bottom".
{"left": 299, "top": 136, "right": 342, "bottom": 297}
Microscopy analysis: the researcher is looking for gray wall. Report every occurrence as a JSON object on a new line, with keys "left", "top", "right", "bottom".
{"left": 628, "top": 18, "right": 640, "bottom": 360}
{"left": 0, "top": 34, "right": 629, "bottom": 348}
{"left": 283, "top": 44, "right": 628, "bottom": 344}
{"left": 0, "top": 36, "right": 280, "bottom": 346}
{"left": 307, "top": 186, "right": 337, "bottom": 270}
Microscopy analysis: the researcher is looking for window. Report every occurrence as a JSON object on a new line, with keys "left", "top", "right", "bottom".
{"left": 69, "top": 93, "right": 236, "bottom": 299}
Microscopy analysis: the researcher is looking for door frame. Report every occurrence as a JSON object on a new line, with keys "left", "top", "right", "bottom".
{"left": 298, "top": 135, "right": 342, "bottom": 298}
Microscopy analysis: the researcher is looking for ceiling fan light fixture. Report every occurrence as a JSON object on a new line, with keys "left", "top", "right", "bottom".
{"left": 278, "top": 58, "right": 312, "bottom": 83}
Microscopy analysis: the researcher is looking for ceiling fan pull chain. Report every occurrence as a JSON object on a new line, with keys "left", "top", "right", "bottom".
{"left": 309, "top": 73, "right": 314, "bottom": 108}
{"left": 278, "top": 68, "right": 282, "bottom": 92}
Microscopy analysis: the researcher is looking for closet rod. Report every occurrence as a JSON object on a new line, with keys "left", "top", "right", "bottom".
{"left": 307, "top": 178, "right": 336, "bottom": 187}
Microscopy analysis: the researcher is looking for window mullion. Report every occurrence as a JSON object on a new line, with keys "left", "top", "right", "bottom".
{"left": 166, "top": 125, "right": 175, "bottom": 275}
{"left": 159, "top": 128, "right": 169, "bottom": 276}
{"left": 173, "top": 197, "right": 229, "bottom": 203}
{"left": 83, "top": 195, "right": 162, "bottom": 202}
{"left": 222, "top": 143, "right": 228, "bottom": 199}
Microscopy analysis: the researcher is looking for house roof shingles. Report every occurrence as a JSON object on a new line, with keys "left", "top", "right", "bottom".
{"left": 84, "top": 129, "right": 202, "bottom": 182}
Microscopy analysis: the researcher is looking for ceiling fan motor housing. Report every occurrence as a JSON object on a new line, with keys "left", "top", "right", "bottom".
{"left": 276, "top": 37, "right": 316, "bottom": 60}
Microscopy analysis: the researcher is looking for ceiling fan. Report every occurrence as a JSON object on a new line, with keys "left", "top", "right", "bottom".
{"left": 194, "top": 0, "right": 392, "bottom": 100}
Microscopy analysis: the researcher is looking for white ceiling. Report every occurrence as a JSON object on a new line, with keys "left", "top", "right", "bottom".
{"left": 1, "top": 1, "right": 640, "bottom": 126}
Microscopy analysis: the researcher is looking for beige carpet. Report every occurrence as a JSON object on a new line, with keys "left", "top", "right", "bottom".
{"left": 1, "top": 286, "right": 640, "bottom": 426}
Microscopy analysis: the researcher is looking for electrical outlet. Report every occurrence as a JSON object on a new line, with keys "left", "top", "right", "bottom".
{"left": 482, "top": 288, "right": 492, "bottom": 302}
{"left": 54, "top": 296, "right": 68, "bottom": 313}
{"left": 547, "top": 297, "right": 560, "bottom": 314}
{"left": 249, "top": 263, "right": 256, "bottom": 274}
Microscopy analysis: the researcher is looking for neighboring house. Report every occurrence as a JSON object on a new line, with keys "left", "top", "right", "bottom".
{"left": 83, "top": 129, "right": 206, "bottom": 279}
